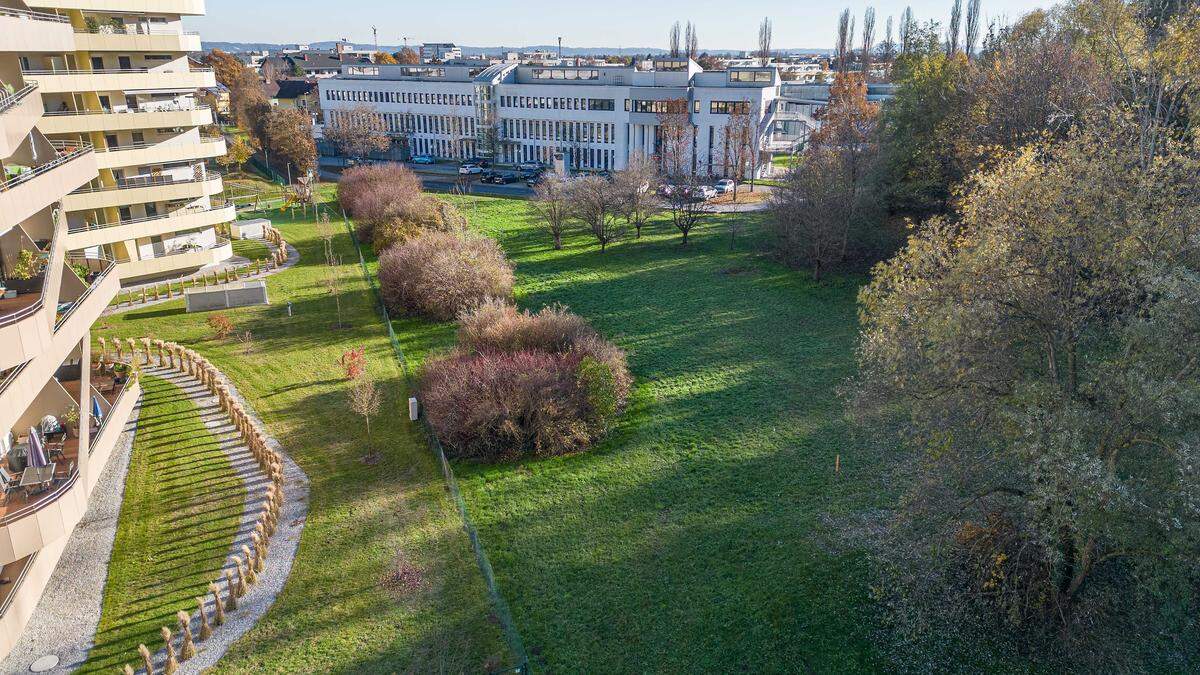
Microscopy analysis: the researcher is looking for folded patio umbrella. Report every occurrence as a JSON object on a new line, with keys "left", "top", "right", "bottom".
{"left": 92, "top": 395, "right": 104, "bottom": 423}
{"left": 27, "top": 426, "right": 47, "bottom": 469}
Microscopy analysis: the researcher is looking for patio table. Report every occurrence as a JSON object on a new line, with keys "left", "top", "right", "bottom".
{"left": 18, "top": 463, "right": 56, "bottom": 494}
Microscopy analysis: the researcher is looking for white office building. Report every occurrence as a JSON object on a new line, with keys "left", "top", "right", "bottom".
{"left": 317, "top": 58, "right": 786, "bottom": 176}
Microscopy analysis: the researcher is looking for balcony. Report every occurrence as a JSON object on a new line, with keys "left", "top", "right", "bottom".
{"left": 20, "top": 67, "right": 216, "bottom": 95}
{"left": 0, "top": 141, "right": 96, "bottom": 232}
{"left": 62, "top": 169, "right": 222, "bottom": 212}
{"left": 73, "top": 27, "right": 202, "bottom": 53}
{"left": 117, "top": 236, "right": 232, "bottom": 280}
{"left": 27, "top": 0, "right": 206, "bottom": 15}
{"left": 0, "top": 363, "right": 140, "bottom": 567}
{"left": 0, "top": 7, "right": 74, "bottom": 53}
{"left": 38, "top": 104, "right": 213, "bottom": 135}
{"left": 0, "top": 84, "right": 44, "bottom": 159}
{"left": 67, "top": 203, "right": 235, "bottom": 249}
{"left": 53, "top": 255, "right": 118, "bottom": 339}
{"left": 94, "top": 136, "right": 225, "bottom": 170}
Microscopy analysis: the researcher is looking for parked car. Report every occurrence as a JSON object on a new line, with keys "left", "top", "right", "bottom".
{"left": 526, "top": 172, "right": 548, "bottom": 186}
{"left": 698, "top": 185, "right": 718, "bottom": 200}
{"left": 465, "top": 157, "right": 492, "bottom": 168}
{"left": 410, "top": 154, "right": 435, "bottom": 165}
{"left": 518, "top": 161, "right": 543, "bottom": 172}
{"left": 483, "top": 171, "right": 518, "bottom": 185}
{"left": 714, "top": 178, "right": 736, "bottom": 194}
{"left": 458, "top": 163, "right": 483, "bottom": 175}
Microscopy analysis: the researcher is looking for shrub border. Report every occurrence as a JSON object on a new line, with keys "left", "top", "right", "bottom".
{"left": 342, "top": 209, "right": 530, "bottom": 675}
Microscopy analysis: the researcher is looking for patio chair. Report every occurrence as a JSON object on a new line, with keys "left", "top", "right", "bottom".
{"left": 56, "top": 461, "right": 74, "bottom": 482}
{"left": 0, "top": 467, "right": 17, "bottom": 503}
{"left": 46, "top": 441, "right": 65, "bottom": 462}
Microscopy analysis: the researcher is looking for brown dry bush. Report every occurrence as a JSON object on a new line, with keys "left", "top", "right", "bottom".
{"left": 420, "top": 307, "right": 630, "bottom": 461}
{"left": 377, "top": 231, "right": 513, "bottom": 321}
{"left": 457, "top": 300, "right": 595, "bottom": 355}
{"left": 338, "top": 163, "right": 466, "bottom": 249}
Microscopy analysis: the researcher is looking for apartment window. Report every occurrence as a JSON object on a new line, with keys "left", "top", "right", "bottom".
{"left": 710, "top": 100, "right": 752, "bottom": 115}
{"left": 588, "top": 98, "right": 615, "bottom": 111}
{"left": 631, "top": 99, "right": 686, "bottom": 114}
{"left": 729, "top": 70, "right": 772, "bottom": 83}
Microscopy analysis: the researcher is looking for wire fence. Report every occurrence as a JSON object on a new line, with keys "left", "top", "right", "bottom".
{"left": 341, "top": 212, "right": 530, "bottom": 675}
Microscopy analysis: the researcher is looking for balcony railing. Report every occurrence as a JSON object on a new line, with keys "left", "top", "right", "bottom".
{"left": 0, "top": 469, "right": 78, "bottom": 527}
{"left": 69, "top": 167, "right": 217, "bottom": 195}
{"left": 69, "top": 203, "right": 227, "bottom": 233}
{"left": 0, "top": 362, "right": 30, "bottom": 400}
{"left": 22, "top": 66, "right": 213, "bottom": 76}
{"left": 94, "top": 137, "right": 224, "bottom": 153}
{"left": 0, "top": 552, "right": 36, "bottom": 620}
{"left": 0, "top": 7, "right": 70, "bottom": 23}
{"left": 42, "top": 103, "right": 209, "bottom": 117}
{"left": 75, "top": 26, "right": 199, "bottom": 35}
{"left": 54, "top": 256, "right": 116, "bottom": 331}
{"left": 0, "top": 141, "right": 92, "bottom": 194}
{"left": 0, "top": 83, "right": 38, "bottom": 116}
{"left": 139, "top": 236, "right": 229, "bottom": 261}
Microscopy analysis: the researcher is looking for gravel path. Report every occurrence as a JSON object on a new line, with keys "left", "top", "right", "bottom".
{"left": 144, "top": 366, "right": 308, "bottom": 674}
{"left": 0, "top": 398, "right": 142, "bottom": 674}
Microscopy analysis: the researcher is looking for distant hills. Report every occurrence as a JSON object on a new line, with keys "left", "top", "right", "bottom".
{"left": 202, "top": 40, "right": 833, "bottom": 57}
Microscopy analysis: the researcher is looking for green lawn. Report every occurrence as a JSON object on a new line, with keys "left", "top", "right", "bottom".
{"left": 97, "top": 202, "right": 510, "bottom": 672}
{"left": 230, "top": 237, "right": 271, "bottom": 261}
{"left": 81, "top": 374, "right": 245, "bottom": 673}
{"left": 395, "top": 196, "right": 890, "bottom": 671}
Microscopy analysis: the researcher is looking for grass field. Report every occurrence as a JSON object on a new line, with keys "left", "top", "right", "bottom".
{"left": 97, "top": 200, "right": 510, "bottom": 672}
{"left": 230, "top": 237, "right": 270, "bottom": 261}
{"left": 81, "top": 374, "right": 245, "bottom": 673}
{"left": 394, "top": 195, "right": 889, "bottom": 671}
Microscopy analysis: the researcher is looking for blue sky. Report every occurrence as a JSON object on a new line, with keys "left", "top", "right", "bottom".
{"left": 192, "top": 0, "right": 1053, "bottom": 48}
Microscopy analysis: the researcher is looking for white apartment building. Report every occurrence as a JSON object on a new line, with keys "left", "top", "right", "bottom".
{"left": 0, "top": 2, "right": 145, "bottom": 661}
{"left": 318, "top": 58, "right": 783, "bottom": 177}
{"left": 419, "top": 42, "right": 461, "bottom": 63}
{"left": 14, "top": 0, "right": 234, "bottom": 283}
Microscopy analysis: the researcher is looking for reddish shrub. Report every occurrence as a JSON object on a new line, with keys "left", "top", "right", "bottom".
{"left": 207, "top": 313, "right": 234, "bottom": 339}
{"left": 378, "top": 231, "right": 513, "bottom": 321}
{"left": 457, "top": 300, "right": 595, "bottom": 355}
{"left": 420, "top": 305, "right": 630, "bottom": 460}
{"left": 338, "top": 163, "right": 422, "bottom": 235}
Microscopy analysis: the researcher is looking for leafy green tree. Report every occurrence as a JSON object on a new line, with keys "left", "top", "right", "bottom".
{"left": 853, "top": 113, "right": 1200, "bottom": 668}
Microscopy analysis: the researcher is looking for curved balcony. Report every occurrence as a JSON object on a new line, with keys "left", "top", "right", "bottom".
{"left": 26, "top": 0, "right": 206, "bottom": 15}
{"left": 21, "top": 67, "right": 216, "bottom": 95}
{"left": 0, "top": 84, "right": 44, "bottom": 159}
{"left": 0, "top": 367, "right": 140, "bottom": 567}
{"left": 94, "top": 136, "right": 225, "bottom": 170}
{"left": 117, "top": 236, "right": 232, "bottom": 280}
{"left": 67, "top": 202, "right": 234, "bottom": 248}
{"left": 72, "top": 27, "right": 202, "bottom": 53}
{"left": 62, "top": 170, "right": 222, "bottom": 212}
{"left": 0, "top": 142, "right": 96, "bottom": 231}
{"left": 0, "top": 7, "right": 74, "bottom": 53}
{"left": 38, "top": 104, "right": 213, "bottom": 135}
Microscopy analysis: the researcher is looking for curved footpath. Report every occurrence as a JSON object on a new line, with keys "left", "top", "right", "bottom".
{"left": 147, "top": 363, "right": 309, "bottom": 674}
{"left": 0, "top": 361, "right": 309, "bottom": 674}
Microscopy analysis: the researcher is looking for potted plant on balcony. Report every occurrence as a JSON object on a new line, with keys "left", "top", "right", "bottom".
{"left": 5, "top": 249, "right": 46, "bottom": 294}
{"left": 62, "top": 405, "right": 80, "bottom": 439}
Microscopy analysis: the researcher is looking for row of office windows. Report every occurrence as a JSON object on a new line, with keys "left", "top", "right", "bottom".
{"left": 528, "top": 68, "right": 601, "bottom": 80}
{"left": 328, "top": 109, "right": 475, "bottom": 137}
{"left": 503, "top": 143, "right": 615, "bottom": 170}
{"left": 502, "top": 118, "right": 615, "bottom": 144}
{"left": 410, "top": 136, "right": 475, "bottom": 159}
{"left": 325, "top": 89, "right": 475, "bottom": 106}
{"left": 499, "top": 95, "right": 614, "bottom": 111}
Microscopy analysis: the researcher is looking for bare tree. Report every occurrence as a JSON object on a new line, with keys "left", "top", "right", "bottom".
{"left": 900, "top": 6, "right": 915, "bottom": 53}
{"left": 947, "top": 0, "right": 963, "bottom": 55}
{"left": 317, "top": 212, "right": 346, "bottom": 328}
{"left": 655, "top": 98, "right": 693, "bottom": 178}
{"left": 666, "top": 175, "right": 712, "bottom": 245}
{"left": 531, "top": 173, "right": 571, "bottom": 249}
{"left": 685, "top": 21, "right": 699, "bottom": 60}
{"left": 757, "top": 17, "right": 773, "bottom": 66}
{"left": 614, "top": 153, "right": 661, "bottom": 238}
{"left": 323, "top": 103, "right": 392, "bottom": 164}
{"left": 836, "top": 9, "right": 855, "bottom": 73}
{"left": 719, "top": 101, "right": 757, "bottom": 198}
{"left": 348, "top": 372, "right": 382, "bottom": 438}
{"left": 964, "top": 0, "right": 982, "bottom": 59}
{"left": 881, "top": 15, "right": 897, "bottom": 63}
{"left": 669, "top": 21, "right": 682, "bottom": 57}
{"left": 861, "top": 7, "right": 877, "bottom": 77}
{"left": 569, "top": 176, "right": 626, "bottom": 251}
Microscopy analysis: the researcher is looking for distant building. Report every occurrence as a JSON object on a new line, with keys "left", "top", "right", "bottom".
{"left": 261, "top": 50, "right": 371, "bottom": 80}
{"left": 202, "top": 83, "right": 232, "bottom": 117}
{"left": 419, "top": 42, "right": 461, "bottom": 62}
{"left": 268, "top": 79, "right": 322, "bottom": 116}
